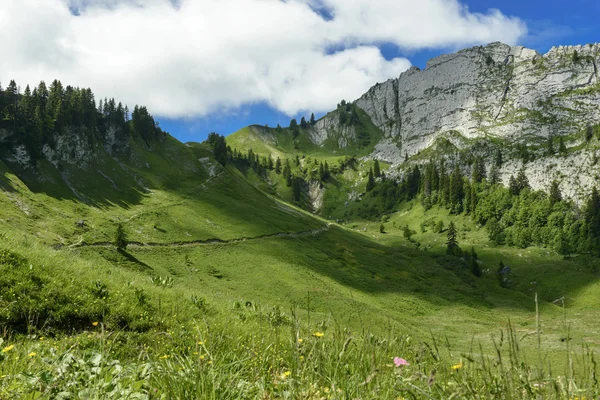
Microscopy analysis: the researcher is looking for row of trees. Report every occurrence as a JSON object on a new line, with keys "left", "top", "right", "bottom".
{"left": 363, "top": 154, "right": 600, "bottom": 255}
{"left": 0, "top": 79, "right": 163, "bottom": 157}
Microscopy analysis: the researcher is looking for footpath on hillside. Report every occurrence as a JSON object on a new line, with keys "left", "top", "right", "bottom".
{"left": 69, "top": 224, "right": 331, "bottom": 249}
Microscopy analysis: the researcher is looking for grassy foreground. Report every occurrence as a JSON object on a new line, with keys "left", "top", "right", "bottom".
{"left": 1, "top": 130, "right": 600, "bottom": 398}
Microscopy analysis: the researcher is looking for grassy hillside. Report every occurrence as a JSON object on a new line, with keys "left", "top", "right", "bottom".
{"left": 1, "top": 125, "right": 600, "bottom": 397}
{"left": 226, "top": 106, "right": 383, "bottom": 159}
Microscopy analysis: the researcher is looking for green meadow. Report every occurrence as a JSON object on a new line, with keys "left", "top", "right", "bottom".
{"left": 0, "top": 127, "right": 599, "bottom": 398}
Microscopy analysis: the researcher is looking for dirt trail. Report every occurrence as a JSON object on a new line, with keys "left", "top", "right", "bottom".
{"left": 69, "top": 224, "right": 330, "bottom": 249}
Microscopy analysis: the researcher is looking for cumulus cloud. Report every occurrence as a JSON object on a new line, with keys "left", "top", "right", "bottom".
{"left": 0, "top": 0, "right": 526, "bottom": 118}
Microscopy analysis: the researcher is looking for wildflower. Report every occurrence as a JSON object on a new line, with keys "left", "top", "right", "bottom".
{"left": 2, "top": 345, "right": 14, "bottom": 353}
{"left": 281, "top": 370, "right": 292, "bottom": 380}
{"left": 451, "top": 363, "right": 463, "bottom": 370}
{"left": 28, "top": 352, "right": 37, "bottom": 357}
{"left": 92, "top": 322, "right": 99, "bottom": 327}
{"left": 200, "top": 355, "right": 205, "bottom": 360}
{"left": 193, "top": 352, "right": 198, "bottom": 355}
{"left": 208, "top": 360, "right": 213, "bottom": 364}
{"left": 197, "top": 341, "right": 204, "bottom": 345}
{"left": 313, "top": 332, "right": 324, "bottom": 338}
{"left": 393, "top": 357, "right": 409, "bottom": 367}
{"left": 297, "top": 338, "right": 303, "bottom": 343}
{"left": 160, "top": 355, "right": 169, "bottom": 359}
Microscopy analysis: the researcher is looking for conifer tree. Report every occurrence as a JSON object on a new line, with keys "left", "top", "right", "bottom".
{"left": 446, "top": 221, "right": 459, "bottom": 255}
{"left": 275, "top": 157, "right": 281, "bottom": 174}
{"left": 449, "top": 164, "right": 464, "bottom": 213}
{"left": 310, "top": 113, "right": 316, "bottom": 125}
{"left": 489, "top": 162, "right": 500, "bottom": 185}
{"left": 549, "top": 180, "right": 562, "bottom": 206}
{"left": 366, "top": 168, "right": 375, "bottom": 192}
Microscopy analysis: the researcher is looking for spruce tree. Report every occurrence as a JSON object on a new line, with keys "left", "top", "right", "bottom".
{"left": 449, "top": 164, "right": 464, "bottom": 213}
{"left": 446, "top": 221, "right": 459, "bottom": 255}
{"left": 549, "top": 180, "right": 562, "bottom": 206}
{"left": 366, "top": 168, "right": 375, "bottom": 192}
{"left": 275, "top": 158, "right": 281, "bottom": 174}
{"left": 310, "top": 113, "right": 316, "bottom": 125}
{"left": 516, "top": 166, "right": 529, "bottom": 192}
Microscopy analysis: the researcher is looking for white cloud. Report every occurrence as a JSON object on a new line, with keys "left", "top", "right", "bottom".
{"left": 0, "top": 0, "right": 526, "bottom": 118}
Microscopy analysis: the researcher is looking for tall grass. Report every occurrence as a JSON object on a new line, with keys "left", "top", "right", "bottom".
{"left": 1, "top": 298, "right": 598, "bottom": 399}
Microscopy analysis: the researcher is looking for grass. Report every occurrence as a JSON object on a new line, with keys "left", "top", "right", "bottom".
{"left": 2, "top": 124, "right": 600, "bottom": 397}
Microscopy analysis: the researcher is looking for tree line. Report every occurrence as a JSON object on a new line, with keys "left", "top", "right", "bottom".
{"left": 0, "top": 79, "right": 163, "bottom": 159}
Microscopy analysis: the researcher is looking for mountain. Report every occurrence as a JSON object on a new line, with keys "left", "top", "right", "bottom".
{"left": 232, "top": 42, "right": 600, "bottom": 201}
{"left": 2, "top": 48, "right": 600, "bottom": 397}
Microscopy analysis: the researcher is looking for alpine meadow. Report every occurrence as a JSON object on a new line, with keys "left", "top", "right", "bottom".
{"left": 4, "top": 5, "right": 600, "bottom": 397}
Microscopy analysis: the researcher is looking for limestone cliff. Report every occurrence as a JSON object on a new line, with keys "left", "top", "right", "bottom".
{"left": 314, "top": 42, "right": 600, "bottom": 200}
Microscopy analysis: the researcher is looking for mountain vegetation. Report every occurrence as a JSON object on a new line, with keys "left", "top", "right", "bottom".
{"left": 3, "top": 42, "right": 600, "bottom": 398}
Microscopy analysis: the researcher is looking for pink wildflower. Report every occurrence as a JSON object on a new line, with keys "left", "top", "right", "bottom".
{"left": 393, "top": 357, "right": 409, "bottom": 367}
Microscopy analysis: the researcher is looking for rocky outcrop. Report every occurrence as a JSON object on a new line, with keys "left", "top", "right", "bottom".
{"left": 309, "top": 111, "right": 359, "bottom": 148}
{"left": 355, "top": 42, "right": 600, "bottom": 162}
{"left": 322, "top": 41, "right": 600, "bottom": 201}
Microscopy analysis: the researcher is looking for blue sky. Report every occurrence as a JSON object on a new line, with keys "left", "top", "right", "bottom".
{"left": 2, "top": 0, "right": 598, "bottom": 144}
{"left": 156, "top": 0, "right": 600, "bottom": 143}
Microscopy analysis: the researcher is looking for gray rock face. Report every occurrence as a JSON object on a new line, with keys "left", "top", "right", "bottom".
{"left": 306, "top": 41, "right": 600, "bottom": 201}
{"left": 355, "top": 42, "right": 600, "bottom": 159}
{"left": 310, "top": 111, "right": 358, "bottom": 149}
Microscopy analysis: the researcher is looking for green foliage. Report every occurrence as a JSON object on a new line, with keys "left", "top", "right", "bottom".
{"left": 446, "top": 221, "right": 460, "bottom": 255}
{"left": 114, "top": 223, "right": 128, "bottom": 250}
{"left": 365, "top": 168, "right": 375, "bottom": 192}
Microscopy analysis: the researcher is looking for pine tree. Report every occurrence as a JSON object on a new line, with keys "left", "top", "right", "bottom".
{"left": 585, "top": 187, "right": 600, "bottom": 247}
{"left": 516, "top": 166, "right": 530, "bottom": 192}
{"left": 509, "top": 175, "right": 519, "bottom": 195}
{"left": 449, "top": 164, "right": 464, "bottom": 213}
{"left": 114, "top": 223, "right": 127, "bottom": 250}
{"left": 446, "top": 221, "right": 459, "bottom": 255}
{"left": 495, "top": 149, "right": 503, "bottom": 167}
{"left": 300, "top": 116, "right": 308, "bottom": 129}
{"left": 366, "top": 168, "right": 375, "bottom": 192}
{"left": 275, "top": 158, "right": 281, "bottom": 174}
{"left": 310, "top": 113, "right": 316, "bottom": 125}
{"left": 373, "top": 160, "right": 381, "bottom": 178}
{"left": 471, "top": 157, "right": 485, "bottom": 183}
{"left": 549, "top": 180, "right": 562, "bottom": 206}
{"left": 489, "top": 162, "right": 500, "bottom": 185}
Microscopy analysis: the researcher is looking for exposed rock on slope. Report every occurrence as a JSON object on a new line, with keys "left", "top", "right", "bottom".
{"left": 356, "top": 42, "right": 600, "bottom": 160}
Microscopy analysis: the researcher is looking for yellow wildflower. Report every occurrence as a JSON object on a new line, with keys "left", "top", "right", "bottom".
{"left": 197, "top": 341, "right": 204, "bottom": 345}
{"left": 92, "top": 322, "right": 99, "bottom": 327}
{"left": 28, "top": 352, "right": 37, "bottom": 357}
{"left": 297, "top": 338, "right": 303, "bottom": 343}
{"left": 451, "top": 363, "right": 463, "bottom": 370}
{"left": 200, "top": 355, "right": 205, "bottom": 360}
{"left": 160, "top": 355, "right": 169, "bottom": 359}
{"left": 2, "top": 345, "right": 14, "bottom": 353}
{"left": 313, "top": 332, "right": 324, "bottom": 338}
{"left": 193, "top": 352, "right": 198, "bottom": 355}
